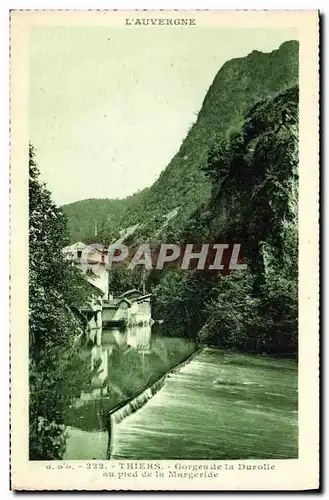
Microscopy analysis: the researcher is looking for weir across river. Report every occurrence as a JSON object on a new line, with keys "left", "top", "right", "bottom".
{"left": 110, "top": 348, "right": 298, "bottom": 460}
{"left": 64, "top": 348, "right": 297, "bottom": 460}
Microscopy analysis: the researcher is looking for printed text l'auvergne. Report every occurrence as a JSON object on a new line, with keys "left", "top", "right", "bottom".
{"left": 125, "top": 18, "right": 196, "bottom": 26}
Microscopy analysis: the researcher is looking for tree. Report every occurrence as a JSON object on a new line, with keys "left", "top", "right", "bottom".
{"left": 197, "top": 87, "right": 298, "bottom": 355}
{"left": 107, "top": 267, "right": 143, "bottom": 296}
{"left": 29, "top": 145, "right": 90, "bottom": 459}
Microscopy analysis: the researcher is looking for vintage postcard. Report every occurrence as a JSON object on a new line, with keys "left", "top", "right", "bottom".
{"left": 10, "top": 10, "right": 319, "bottom": 491}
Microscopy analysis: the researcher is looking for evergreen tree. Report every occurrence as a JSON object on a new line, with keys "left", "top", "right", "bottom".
{"left": 29, "top": 145, "right": 90, "bottom": 459}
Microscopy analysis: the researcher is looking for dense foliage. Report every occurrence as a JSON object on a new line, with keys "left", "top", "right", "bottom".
{"left": 63, "top": 41, "right": 299, "bottom": 357}
{"left": 29, "top": 145, "right": 91, "bottom": 459}
{"left": 63, "top": 41, "right": 298, "bottom": 246}
{"left": 107, "top": 267, "right": 144, "bottom": 296}
{"left": 153, "top": 86, "right": 299, "bottom": 355}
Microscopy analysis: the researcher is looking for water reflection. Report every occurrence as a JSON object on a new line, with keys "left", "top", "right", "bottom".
{"left": 65, "top": 330, "right": 197, "bottom": 459}
{"left": 88, "top": 323, "right": 152, "bottom": 391}
{"left": 65, "top": 347, "right": 297, "bottom": 460}
{"left": 102, "top": 322, "right": 152, "bottom": 352}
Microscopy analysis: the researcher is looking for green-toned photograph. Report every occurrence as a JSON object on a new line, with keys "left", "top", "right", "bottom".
{"left": 28, "top": 24, "right": 299, "bottom": 462}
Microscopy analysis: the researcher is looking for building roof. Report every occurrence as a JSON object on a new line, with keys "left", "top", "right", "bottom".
{"left": 103, "top": 297, "right": 132, "bottom": 309}
{"left": 62, "top": 242, "right": 107, "bottom": 264}
{"left": 119, "top": 288, "right": 143, "bottom": 298}
{"left": 119, "top": 289, "right": 152, "bottom": 303}
{"left": 62, "top": 242, "right": 87, "bottom": 253}
{"left": 85, "top": 280, "right": 105, "bottom": 296}
{"left": 135, "top": 293, "right": 152, "bottom": 302}
{"left": 120, "top": 288, "right": 152, "bottom": 302}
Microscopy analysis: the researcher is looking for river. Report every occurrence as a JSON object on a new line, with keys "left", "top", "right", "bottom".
{"left": 111, "top": 348, "right": 298, "bottom": 460}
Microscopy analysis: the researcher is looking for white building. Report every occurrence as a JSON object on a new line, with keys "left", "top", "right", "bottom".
{"left": 62, "top": 245, "right": 153, "bottom": 350}
{"left": 102, "top": 289, "right": 153, "bottom": 351}
{"left": 62, "top": 242, "right": 109, "bottom": 300}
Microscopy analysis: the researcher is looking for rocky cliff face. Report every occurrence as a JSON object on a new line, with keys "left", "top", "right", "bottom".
{"left": 63, "top": 40, "right": 299, "bottom": 245}
{"left": 198, "top": 85, "right": 299, "bottom": 277}
{"left": 188, "top": 84, "right": 299, "bottom": 353}
{"left": 63, "top": 40, "right": 299, "bottom": 355}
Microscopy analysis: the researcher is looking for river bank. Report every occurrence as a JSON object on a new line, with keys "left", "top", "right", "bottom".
{"left": 64, "top": 346, "right": 297, "bottom": 460}
{"left": 65, "top": 336, "right": 197, "bottom": 432}
{"left": 64, "top": 344, "right": 200, "bottom": 460}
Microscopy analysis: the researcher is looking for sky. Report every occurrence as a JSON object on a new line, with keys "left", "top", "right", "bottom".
{"left": 29, "top": 26, "right": 297, "bottom": 206}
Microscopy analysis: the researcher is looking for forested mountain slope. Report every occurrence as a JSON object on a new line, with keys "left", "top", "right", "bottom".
{"left": 150, "top": 83, "right": 298, "bottom": 355}
{"left": 63, "top": 40, "right": 298, "bottom": 244}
